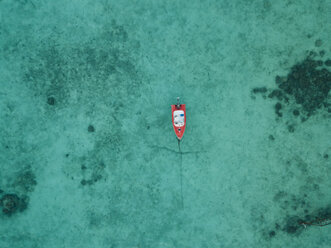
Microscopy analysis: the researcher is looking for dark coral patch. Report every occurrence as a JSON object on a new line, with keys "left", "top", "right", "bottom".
{"left": 0, "top": 193, "right": 28, "bottom": 216}
{"left": 253, "top": 54, "right": 331, "bottom": 124}
{"left": 319, "top": 50, "right": 325, "bottom": 57}
{"left": 252, "top": 87, "right": 268, "bottom": 94}
{"left": 275, "top": 102, "right": 282, "bottom": 117}
{"left": 287, "top": 125, "right": 295, "bottom": 133}
{"left": 81, "top": 179, "right": 93, "bottom": 186}
{"left": 47, "top": 96, "right": 56, "bottom": 105}
{"left": 269, "top": 230, "right": 276, "bottom": 238}
{"left": 88, "top": 125, "right": 95, "bottom": 133}
{"left": 268, "top": 89, "right": 285, "bottom": 101}
{"left": 282, "top": 216, "right": 304, "bottom": 235}
{"left": 314, "top": 39, "right": 322, "bottom": 47}
{"left": 13, "top": 170, "right": 37, "bottom": 193}
{"left": 277, "top": 57, "right": 331, "bottom": 115}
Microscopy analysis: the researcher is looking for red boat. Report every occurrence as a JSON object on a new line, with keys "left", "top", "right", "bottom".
{"left": 171, "top": 97, "right": 186, "bottom": 140}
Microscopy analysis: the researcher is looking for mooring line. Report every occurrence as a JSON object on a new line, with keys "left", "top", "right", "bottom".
{"left": 149, "top": 142, "right": 207, "bottom": 210}
{"left": 149, "top": 145, "right": 206, "bottom": 155}
{"left": 178, "top": 139, "right": 184, "bottom": 209}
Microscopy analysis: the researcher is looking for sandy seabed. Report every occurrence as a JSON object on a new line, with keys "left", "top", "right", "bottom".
{"left": 0, "top": 0, "right": 330, "bottom": 247}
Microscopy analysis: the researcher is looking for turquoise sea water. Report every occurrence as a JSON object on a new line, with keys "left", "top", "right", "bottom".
{"left": 0, "top": 0, "right": 330, "bottom": 247}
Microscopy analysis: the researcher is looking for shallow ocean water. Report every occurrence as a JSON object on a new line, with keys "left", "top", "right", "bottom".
{"left": 0, "top": 0, "right": 330, "bottom": 247}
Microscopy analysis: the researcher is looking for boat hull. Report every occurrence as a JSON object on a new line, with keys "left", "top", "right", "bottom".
{"left": 171, "top": 104, "right": 186, "bottom": 140}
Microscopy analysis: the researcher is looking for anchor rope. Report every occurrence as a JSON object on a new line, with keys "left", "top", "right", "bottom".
{"left": 178, "top": 139, "right": 184, "bottom": 209}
